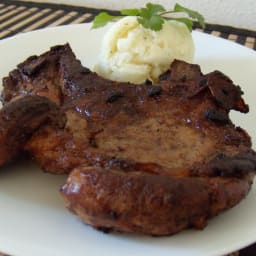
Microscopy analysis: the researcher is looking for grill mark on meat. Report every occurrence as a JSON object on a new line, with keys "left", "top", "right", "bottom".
{"left": 147, "top": 85, "right": 162, "bottom": 97}
{"left": 89, "top": 129, "right": 104, "bottom": 148}
{"left": 207, "top": 151, "right": 256, "bottom": 177}
{"left": 19, "top": 55, "right": 48, "bottom": 76}
{"left": 106, "top": 89, "right": 124, "bottom": 103}
{"left": 204, "top": 108, "right": 229, "bottom": 123}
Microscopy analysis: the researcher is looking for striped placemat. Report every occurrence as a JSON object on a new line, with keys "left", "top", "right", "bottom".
{"left": 0, "top": 0, "right": 256, "bottom": 51}
{"left": 0, "top": 1, "right": 255, "bottom": 256}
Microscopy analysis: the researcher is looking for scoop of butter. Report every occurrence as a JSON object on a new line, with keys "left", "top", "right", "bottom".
{"left": 94, "top": 16, "right": 195, "bottom": 84}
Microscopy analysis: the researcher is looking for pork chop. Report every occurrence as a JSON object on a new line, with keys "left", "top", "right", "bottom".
{"left": 0, "top": 44, "right": 255, "bottom": 235}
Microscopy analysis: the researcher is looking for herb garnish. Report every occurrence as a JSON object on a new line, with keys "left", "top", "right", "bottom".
{"left": 92, "top": 2, "right": 205, "bottom": 32}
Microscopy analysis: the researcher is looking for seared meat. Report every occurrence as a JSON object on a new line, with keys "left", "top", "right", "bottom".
{"left": 1, "top": 44, "right": 255, "bottom": 235}
{"left": 2, "top": 45, "right": 67, "bottom": 105}
{"left": 1, "top": 44, "right": 125, "bottom": 105}
{"left": 61, "top": 166, "right": 253, "bottom": 235}
{"left": 0, "top": 95, "right": 65, "bottom": 167}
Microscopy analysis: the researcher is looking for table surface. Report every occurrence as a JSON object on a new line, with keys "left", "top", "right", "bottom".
{"left": 0, "top": 1, "right": 255, "bottom": 256}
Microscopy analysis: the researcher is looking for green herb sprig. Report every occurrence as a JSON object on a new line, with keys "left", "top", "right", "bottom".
{"left": 92, "top": 2, "right": 205, "bottom": 32}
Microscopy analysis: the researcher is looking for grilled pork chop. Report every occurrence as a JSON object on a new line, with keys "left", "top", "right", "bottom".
{"left": 0, "top": 44, "right": 255, "bottom": 235}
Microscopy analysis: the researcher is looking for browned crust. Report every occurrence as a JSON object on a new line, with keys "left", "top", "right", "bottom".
{"left": 0, "top": 44, "right": 255, "bottom": 236}
{"left": 0, "top": 95, "right": 66, "bottom": 166}
{"left": 61, "top": 166, "right": 253, "bottom": 235}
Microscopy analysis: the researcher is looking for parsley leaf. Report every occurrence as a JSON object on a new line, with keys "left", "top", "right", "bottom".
{"left": 121, "top": 8, "right": 140, "bottom": 16}
{"left": 174, "top": 3, "right": 205, "bottom": 29}
{"left": 138, "top": 3, "right": 166, "bottom": 30}
{"left": 92, "top": 2, "right": 205, "bottom": 32}
{"left": 91, "top": 12, "right": 119, "bottom": 29}
{"left": 167, "top": 17, "right": 193, "bottom": 32}
{"left": 142, "top": 2, "right": 166, "bottom": 16}
{"left": 138, "top": 15, "right": 165, "bottom": 31}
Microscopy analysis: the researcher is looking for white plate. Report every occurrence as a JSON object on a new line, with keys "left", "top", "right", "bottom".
{"left": 0, "top": 23, "right": 255, "bottom": 256}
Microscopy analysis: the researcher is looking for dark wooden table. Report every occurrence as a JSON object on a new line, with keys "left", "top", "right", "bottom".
{"left": 0, "top": 1, "right": 255, "bottom": 255}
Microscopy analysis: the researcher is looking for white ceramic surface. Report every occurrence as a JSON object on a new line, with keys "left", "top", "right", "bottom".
{"left": 0, "top": 23, "right": 255, "bottom": 256}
